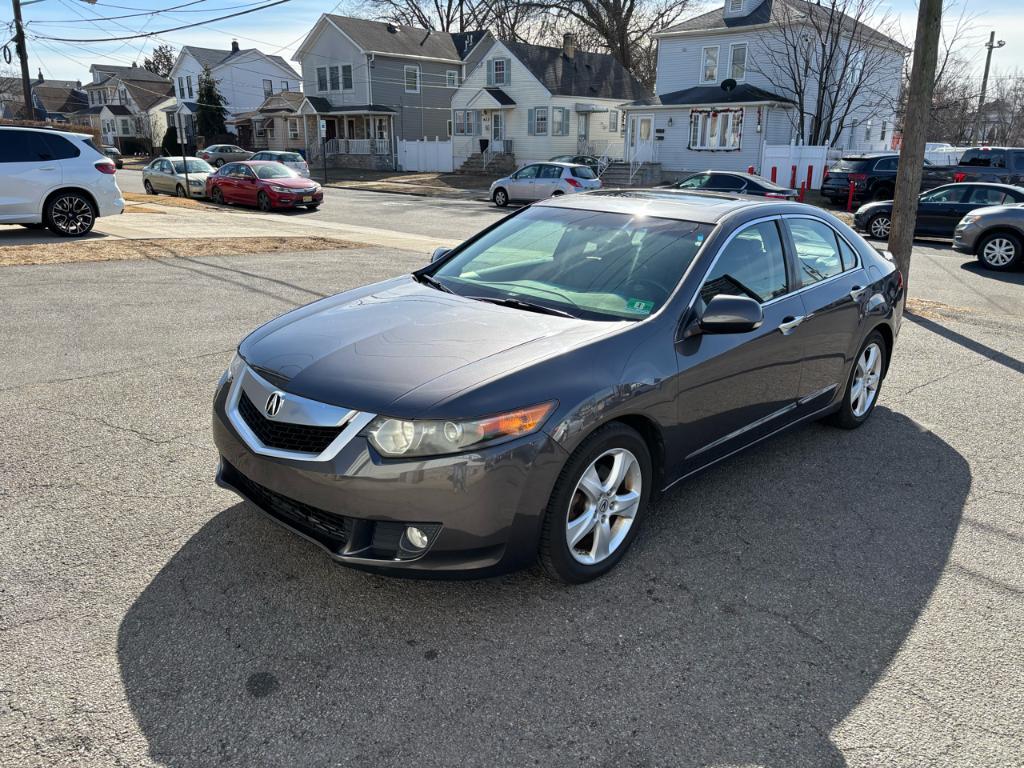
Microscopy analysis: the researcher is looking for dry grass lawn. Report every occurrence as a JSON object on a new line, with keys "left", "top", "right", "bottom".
{"left": 123, "top": 192, "right": 205, "bottom": 209}
{"left": 0, "top": 236, "right": 355, "bottom": 267}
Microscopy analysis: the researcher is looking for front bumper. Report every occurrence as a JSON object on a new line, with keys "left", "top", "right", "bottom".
{"left": 952, "top": 224, "right": 978, "bottom": 253}
{"left": 211, "top": 376, "right": 567, "bottom": 577}
{"left": 269, "top": 190, "right": 323, "bottom": 208}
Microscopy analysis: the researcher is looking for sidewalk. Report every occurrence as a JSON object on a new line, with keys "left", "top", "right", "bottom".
{"left": 310, "top": 169, "right": 493, "bottom": 201}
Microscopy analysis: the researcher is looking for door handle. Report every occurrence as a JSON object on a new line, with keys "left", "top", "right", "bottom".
{"left": 38, "top": 167, "right": 56, "bottom": 171}
{"left": 779, "top": 315, "right": 806, "bottom": 335}
{"left": 850, "top": 285, "right": 869, "bottom": 301}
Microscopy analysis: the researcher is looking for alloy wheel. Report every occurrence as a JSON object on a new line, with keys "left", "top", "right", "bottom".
{"left": 50, "top": 195, "right": 94, "bottom": 235}
{"left": 258, "top": 193, "right": 271, "bottom": 212}
{"left": 565, "top": 448, "right": 642, "bottom": 565}
{"left": 869, "top": 215, "right": 891, "bottom": 239}
{"left": 176, "top": 185, "right": 187, "bottom": 198}
{"left": 981, "top": 237, "right": 1016, "bottom": 267}
{"left": 494, "top": 189, "right": 508, "bottom": 206}
{"left": 144, "top": 180, "right": 156, "bottom": 195}
{"left": 212, "top": 187, "right": 223, "bottom": 204}
{"left": 851, "top": 342, "right": 883, "bottom": 418}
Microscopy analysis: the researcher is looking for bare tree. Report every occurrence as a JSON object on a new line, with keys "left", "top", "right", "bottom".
{"left": 750, "top": 0, "right": 904, "bottom": 146}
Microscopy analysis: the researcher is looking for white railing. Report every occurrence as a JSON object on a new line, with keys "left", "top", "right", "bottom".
{"left": 629, "top": 143, "right": 658, "bottom": 184}
{"left": 320, "top": 138, "right": 389, "bottom": 156}
{"left": 597, "top": 141, "right": 624, "bottom": 176}
{"left": 482, "top": 138, "right": 514, "bottom": 173}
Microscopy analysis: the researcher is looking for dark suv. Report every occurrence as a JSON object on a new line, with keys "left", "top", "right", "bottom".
{"left": 822, "top": 153, "right": 907, "bottom": 204}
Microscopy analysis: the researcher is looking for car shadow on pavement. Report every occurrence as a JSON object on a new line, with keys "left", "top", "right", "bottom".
{"left": 959, "top": 260, "right": 1024, "bottom": 285}
{"left": 117, "top": 407, "right": 968, "bottom": 767}
{"left": 906, "top": 311, "right": 1024, "bottom": 375}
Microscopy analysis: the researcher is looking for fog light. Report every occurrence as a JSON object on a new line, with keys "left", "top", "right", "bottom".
{"left": 405, "top": 526, "right": 429, "bottom": 549}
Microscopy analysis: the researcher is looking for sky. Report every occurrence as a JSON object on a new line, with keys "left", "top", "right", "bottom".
{"left": 5, "top": 0, "right": 1024, "bottom": 84}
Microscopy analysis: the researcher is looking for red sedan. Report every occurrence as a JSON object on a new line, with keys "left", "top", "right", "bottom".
{"left": 205, "top": 161, "right": 323, "bottom": 212}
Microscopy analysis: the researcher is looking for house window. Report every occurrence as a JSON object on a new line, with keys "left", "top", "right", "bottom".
{"left": 533, "top": 106, "right": 548, "bottom": 135}
{"left": 263, "top": 79, "right": 273, "bottom": 97}
{"left": 177, "top": 77, "right": 184, "bottom": 98}
{"left": 404, "top": 65, "right": 420, "bottom": 94}
{"left": 266, "top": 120, "right": 275, "bottom": 138}
{"left": 492, "top": 58, "right": 507, "bottom": 85}
{"left": 255, "top": 120, "right": 265, "bottom": 138}
{"left": 552, "top": 107, "right": 569, "bottom": 135}
{"left": 186, "top": 76, "right": 193, "bottom": 99}
{"left": 446, "top": 119, "right": 453, "bottom": 137}
{"left": 329, "top": 66, "right": 340, "bottom": 91}
{"left": 342, "top": 65, "right": 353, "bottom": 90}
{"left": 701, "top": 46, "right": 719, "bottom": 83}
{"left": 850, "top": 51, "right": 865, "bottom": 82}
{"left": 281, "top": 81, "right": 289, "bottom": 92}
{"left": 121, "top": 118, "right": 130, "bottom": 134}
{"left": 864, "top": 120, "right": 872, "bottom": 141}
{"left": 287, "top": 118, "right": 299, "bottom": 139}
{"left": 689, "top": 108, "right": 743, "bottom": 150}
{"left": 453, "top": 110, "right": 476, "bottom": 135}
{"left": 134, "top": 117, "right": 143, "bottom": 133}
{"left": 446, "top": 70, "right": 459, "bottom": 88}
{"left": 880, "top": 120, "right": 887, "bottom": 141}
{"left": 608, "top": 110, "right": 619, "bottom": 133}
{"left": 730, "top": 0, "right": 743, "bottom": 11}
{"left": 729, "top": 43, "right": 747, "bottom": 80}
{"left": 316, "top": 67, "right": 328, "bottom": 92}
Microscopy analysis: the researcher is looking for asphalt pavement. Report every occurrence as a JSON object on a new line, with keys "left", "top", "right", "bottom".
{"left": 0, "top": 207, "right": 1022, "bottom": 766}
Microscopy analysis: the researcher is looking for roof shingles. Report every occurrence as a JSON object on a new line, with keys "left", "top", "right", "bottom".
{"left": 502, "top": 41, "right": 649, "bottom": 101}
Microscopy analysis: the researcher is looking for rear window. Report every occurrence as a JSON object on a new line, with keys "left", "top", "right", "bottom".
{"left": 42, "top": 133, "right": 80, "bottom": 160}
{"left": 961, "top": 149, "right": 1007, "bottom": 168}
{"left": 571, "top": 166, "right": 596, "bottom": 179}
{"left": 831, "top": 158, "right": 873, "bottom": 172}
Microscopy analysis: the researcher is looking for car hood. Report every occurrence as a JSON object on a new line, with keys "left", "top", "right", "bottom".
{"left": 261, "top": 176, "right": 316, "bottom": 188}
{"left": 238, "top": 276, "right": 620, "bottom": 416}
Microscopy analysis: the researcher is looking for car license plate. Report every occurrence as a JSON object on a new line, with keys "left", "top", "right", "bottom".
{"left": 302, "top": 196, "right": 312, "bottom": 202}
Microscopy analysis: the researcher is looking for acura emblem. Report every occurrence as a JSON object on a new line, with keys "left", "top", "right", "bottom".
{"left": 265, "top": 391, "right": 285, "bottom": 417}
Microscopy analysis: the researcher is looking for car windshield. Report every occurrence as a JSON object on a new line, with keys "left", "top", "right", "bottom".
{"left": 172, "top": 159, "right": 213, "bottom": 173}
{"left": 254, "top": 164, "right": 298, "bottom": 179}
{"left": 430, "top": 206, "right": 712, "bottom": 321}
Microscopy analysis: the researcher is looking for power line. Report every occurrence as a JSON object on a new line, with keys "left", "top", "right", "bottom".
{"left": 28, "top": 1, "right": 276, "bottom": 24}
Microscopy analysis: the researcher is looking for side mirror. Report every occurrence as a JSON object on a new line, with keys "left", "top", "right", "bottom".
{"left": 699, "top": 294, "right": 764, "bottom": 334}
{"left": 430, "top": 246, "right": 451, "bottom": 263}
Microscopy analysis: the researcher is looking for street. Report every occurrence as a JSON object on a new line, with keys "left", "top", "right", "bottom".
{"left": 0, "top": 189, "right": 1022, "bottom": 767}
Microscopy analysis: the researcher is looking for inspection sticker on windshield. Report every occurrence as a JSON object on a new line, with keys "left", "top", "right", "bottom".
{"left": 625, "top": 298, "right": 655, "bottom": 315}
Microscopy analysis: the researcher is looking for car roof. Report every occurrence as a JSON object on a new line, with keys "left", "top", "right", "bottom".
{"left": 536, "top": 189, "right": 809, "bottom": 224}
{"left": 840, "top": 153, "right": 897, "bottom": 160}
{"left": 238, "top": 160, "right": 284, "bottom": 166}
{"left": 1, "top": 125, "right": 91, "bottom": 139}
{"left": 933, "top": 181, "right": 1024, "bottom": 192}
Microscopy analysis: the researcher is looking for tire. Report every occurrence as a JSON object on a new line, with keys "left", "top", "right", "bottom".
{"left": 257, "top": 192, "right": 272, "bottom": 212}
{"left": 977, "top": 231, "right": 1023, "bottom": 271}
{"left": 44, "top": 192, "right": 96, "bottom": 237}
{"left": 214, "top": 159, "right": 225, "bottom": 167}
{"left": 493, "top": 188, "right": 509, "bottom": 207}
{"left": 144, "top": 180, "right": 157, "bottom": 195}
{"left": 551, "top": 190, "right": 565, "bottom": 197}
{"left": 827, "top": 330, "right": 888, "bottom": 430}
{"left": 539, "top": 422, "right": 653, "bottom": 584}
{"left": 866, "top": 212, "right": 892, "bottom": 240}
{"left": 211, "top": 186, "right": 224, "bottom": 205}
{"left": 175, "top": 185, "right": 187, "bottom": 198}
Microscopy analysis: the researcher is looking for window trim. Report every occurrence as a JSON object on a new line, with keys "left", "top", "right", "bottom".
{"left": 491, "top": 58, "right": 507, "bottom": 86}
{"left": 728, "top": 42, "right": 748, "bottom": 82}
{"left": 781, "top": 215, "right": 857, "bottom": 289}
{"left": 700, "top": 45, "right": 720, "bottom": 84}
{"left": 534, "top": 106, "right": 549, "bottom": 135}
{"left": 341, "top": 64, "right": 353, "bottom": 91}
{"left": 404, "top": 65, "right": 421, "bottom": 94}
{"left": 446, "top": 70, "right": 459, "bottom": 88}
{"left": 689, "top": 108, "right": 743, "bottom": 151}
{"left": 287, "top": 117, "right": 299, "bottom": 139}
{"left": 316, "top": 66, "right": 328, "bottom": 92}
{"left": 263, "top": 78, "right": 273, "bottom": 98}
{"left": 328, "top": 65, "right": 340, "bottom": 91}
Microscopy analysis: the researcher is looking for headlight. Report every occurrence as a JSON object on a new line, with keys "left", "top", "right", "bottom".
{"left": 226, "top": 351, "right": 245, "bottom": 381}
{"left": 366, "top": 402, "right": 556, "bottom": 458}
{"left": 959, "top": 214, "right": 979, "bottom": 226}
{"left": 269, "top": 184, "right": 292, "bottom": 193}
{"left": 189, "top": 179, "right": 203, "bottom": 186}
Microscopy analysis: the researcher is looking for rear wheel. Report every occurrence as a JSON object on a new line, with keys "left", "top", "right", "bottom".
{"left": 539, "top": 423, "right": 652, "bottom": 584}
{"left": 143, "top": 180, "right": 157, "bottom": 195}
{"left": 977, "top": 231, "right": 1022, "bottom": 271}
{"left": 493, "top": 188, "right": 509, "bottom": 207}
{"left": 828, "top": 331, "right": 887, "bottom": 429}
{"left": 867, "top": 212, "right": 892, "bottom": 240}
{"left": 45, "top": 192, "right": 96, "bottom": 237}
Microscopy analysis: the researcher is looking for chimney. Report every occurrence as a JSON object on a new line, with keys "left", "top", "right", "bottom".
{"left": 231, "top": 39, "right": 240, "bottom": 53}
{"left": 563, "top": 33, "right": 576, "bottom": 60}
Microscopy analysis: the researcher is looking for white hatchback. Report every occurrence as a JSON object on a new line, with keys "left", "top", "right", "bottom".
{"left": 490, "top": 162, "right": 603, "bottom": 207}
{"left": 0, "top": 126, "right": 124, "bottom": 236}
{"left": 248, "top": 150, "right": 310, "bottom": 178}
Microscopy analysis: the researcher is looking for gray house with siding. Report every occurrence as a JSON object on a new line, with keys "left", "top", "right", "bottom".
{"left": 292, "top": 14, "right": 490, "bottom": 168}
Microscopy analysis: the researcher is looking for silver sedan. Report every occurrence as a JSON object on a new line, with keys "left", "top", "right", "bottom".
{"left": 142, "top": 156, "right": 215, "bottom": 198}
{"left": 490, "top": 162, "right": 603, "bottom": 207}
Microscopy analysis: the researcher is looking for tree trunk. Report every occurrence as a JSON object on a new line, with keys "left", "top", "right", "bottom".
{"left": 889, "top": 0, "right": 943, "bottom": 285}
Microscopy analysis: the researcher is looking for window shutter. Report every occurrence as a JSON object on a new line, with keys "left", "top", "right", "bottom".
{"left": 486, "top": 60, "right": 494, "bottom": 87}
{"left": 475, "top": 110, "right": 483, "bottom": 135}
{"left": 503, "top": 58, "right": 512, "bottom": 84}
{"left": 528, "top": 108, "right": 535, "bottom": 136}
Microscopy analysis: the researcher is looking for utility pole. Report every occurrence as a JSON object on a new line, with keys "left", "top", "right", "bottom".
{"left": 972, "top": 31, "right": 1005, "bottom": 143}
{"left": 11, "top": 0, "right": 34, "bottom": 119}
{"left": 888, "top": 0, "right": 943, "bottom": 286}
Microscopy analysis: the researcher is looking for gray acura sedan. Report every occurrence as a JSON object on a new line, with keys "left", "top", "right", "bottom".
{"left": 213, "top": 191, "right": 904, "bottom": 583}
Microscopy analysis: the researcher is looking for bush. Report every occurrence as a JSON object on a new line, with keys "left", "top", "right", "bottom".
{"left": 119, "top": 137, "right": 149, "bottom": 155}
{"left": 161, "top": 125, "right": 178, "bottom": 156}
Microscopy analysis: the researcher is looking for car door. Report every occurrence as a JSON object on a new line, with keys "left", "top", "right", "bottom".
{"left": 233, "top": 165, "right": 259, "bottom": 206}
{"left": 674, "top": 218, "right": 806, "bottom": 473}
{"left": 507, "top": 165, "right": 539, "bottom": 201}
{"left": 0, "top": 129, "right": 62, "bottom": 220}
{"left": 916, "top": 186, "right": 968, "bottom": 234}
{"left": 155, "top": 159, "right": 175, "bottom": 193}
{"left": 214, "top": 163, "right": 236, "bottom": 200}
{"left": 958, "top": 186, "right": 1010, "bottom": 232}
{"left": 781, "top": 216, "right": 867, "bottom": 413}
{"left": 536, "top": 165, "right": 564, "bottom": 198}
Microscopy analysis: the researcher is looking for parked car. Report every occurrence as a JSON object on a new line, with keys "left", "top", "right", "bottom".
{"left": 102, "top": 146, "right": 123, "bottom": 169}
{"left": 925, "top": 146, "right": 1024, "bottom": 187}
{"left": 142, "top": 156, "right": 214, "bottom": 198}
{"left": 822, "top": 153, "right": 929, "bottom": 203}
{"left": 248, "top": 150, "right": 310, "bottom": 178}
{"left": 198, "top": 144, "right": 253, "bottom": 167}
{"left": 0, "top": 126, "right": 123, "bottom": 237}
{"left": 953, "top": 204, "right": 1024, "bottom": 271}
{"left": 550, "top": 154, "right": 602, "bottom": 173}
{"left": 212, "top": 190, "right": 904, "bottom": 583}
{"left": 490, "top": 162, "right": 602, "bottom": 206}
{"left": 666, "top": 171, "right": 798, "bottom": 200}
{"left": 854, "top": 183, "right": 1024, "bottom": 240}
{"left": 205, "top": 161, "right": 323, "bottom": 211}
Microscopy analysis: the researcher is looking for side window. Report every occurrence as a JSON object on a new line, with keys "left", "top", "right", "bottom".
{"left": 539, "top": 165, "right": 562, "bottom": 179}
{"left": 708, "top": 173, "right": 744, "bottom": 190}
{"left": 920, "top": 187, "right": 963, "bottom": 203}
{"left": 1012, "top": 151, "right": 1024, "bottom": 169}
{"left": 220, "top": 163, "right": 236, "bottom": 175}
{"left": 874, "top": 157, "right": 897, "bottom": 172}
{"left": 41, "top": 133, "right": 80, "bottom": 160}
{"left": 786, "top": 218, "right": 844, "bottom": 285}
{"left": 966, "top": 187, "right": 1007, "bottom": 205}
{"left": 514, "top": 165, "right": 539, "bottom": 180}
{"left": 701, "top": 220, "right": 788, "bottom": 304}
{"left": 677, "top": 173, "right": 709, "bottom": 189}
{"left": 990, "top": 150, "right": 1007, "bottom": 169}
{"left": 838, "top": 237, "right": 859, "bottom": 271}
{"left": 236, "top": 166, "right": 255, "bottom": 179}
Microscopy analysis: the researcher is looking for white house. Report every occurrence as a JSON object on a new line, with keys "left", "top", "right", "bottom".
{"left": 80, "top": 65, "right": 175, "bottom": 150}
{"left": 451, "top": 33, "right": 649, "bottom": 172}
{"left": 621, "top": 0, "right": 907, "bottom": 180}
{"left": 167, "top": 40, "right": 301, "bottom": 145}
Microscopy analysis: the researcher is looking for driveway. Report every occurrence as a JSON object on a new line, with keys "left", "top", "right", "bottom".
{"left": 0, "top": 238, "right": 1021, "bottom": 766}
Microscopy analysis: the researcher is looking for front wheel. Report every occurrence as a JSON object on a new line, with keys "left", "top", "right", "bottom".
{"left": 827, "top": 331, "right": 887, "bottom": 429}
{"left": 866, "top": 212, "right": 891, "bottom": 240}
{"left": 175, "top": 185, "right": 187, "bottom": 198}
{"left": 977, "top": 231, "right": 1022, "bottom": 271}
{"left": 211, "top": 186, "right": 224, "bottom": 205}
{"left": 493, "top": 188, "right": 509, "bottom": 207}
{"left": 257, "top": 191, "right": 272, "bottom": 212}
{"left": 214, "top": 159, "right": 225, "bottom": 167}
{"left": 539, "top": 423, "right": 652, "bottom": 584}
{"left": 45, "top": 192, "right": 96, "bottom": 237}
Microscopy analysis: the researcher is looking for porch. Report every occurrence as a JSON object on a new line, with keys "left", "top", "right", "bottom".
{"left": 300, "top": 98, "right": 396, "bottom": 170}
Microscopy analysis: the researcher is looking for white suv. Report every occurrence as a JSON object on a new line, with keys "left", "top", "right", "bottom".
{"left": 0, "top": 126, "right": 124, "bottom": 237}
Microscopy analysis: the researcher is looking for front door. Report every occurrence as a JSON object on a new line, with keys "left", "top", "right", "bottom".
{"left": 491, "top": 112, "right": 504, "bottom": 152}
{"left": 507, "top": 164, "right": 540, "bottom": 201}
{"left": 577, "top": 112, "right": 589, "bottom": 152}
{"left": 674, "top": 218, "right": 805, "bottom": 474}
{"left": 629, "top": 114, "right": 654, "bottom": 163}
{"left": 324, "top": 119, "right": 337, "bottom": 141}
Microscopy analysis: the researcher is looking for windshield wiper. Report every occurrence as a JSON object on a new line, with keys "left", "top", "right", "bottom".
{"left": 412, "top": 272, "right": 453, "bottom": 294}
{"left": 464, "top": 295, "right": 578, "bottom": 319}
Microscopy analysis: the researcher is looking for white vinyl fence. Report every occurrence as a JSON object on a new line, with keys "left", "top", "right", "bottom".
{"left": 760, "top": 144, "right": 831, "bottom": 190}
{"left": 398, "top": 138, "right": 453, "bottom": 173}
